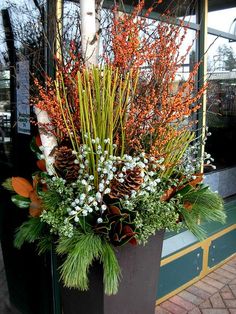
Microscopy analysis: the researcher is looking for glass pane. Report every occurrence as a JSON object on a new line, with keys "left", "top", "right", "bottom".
{"left": 208, "top": 7, "right": 236, "bottom": 33}
{"left": 0, "top": 11, "right": 12, "bottom": 164}
{"left": 0, "top": 68, "right": 11, "bottom": 163}
{"left": 206, "top": 35, "right": 236, "bottom": 170}
{"left": 119, "top": 0, "right": 197, "bottom": 20}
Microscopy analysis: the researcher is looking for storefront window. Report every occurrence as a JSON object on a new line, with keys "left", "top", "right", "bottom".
{"left": 0, "top": 11, "right": 11, "bottom": 163}
{"left": 208, "top": 7, "right": 236, "bottom": 33}
{"left": 205, "top": 34, "right": 236, "bottom": 170}
{"left": 0, "top": 69, "right": 10, "bottom": 162}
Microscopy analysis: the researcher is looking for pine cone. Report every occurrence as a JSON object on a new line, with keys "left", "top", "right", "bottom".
{"left": 54, "top": 146, "right": 79, "bottom": 181}
{"left": 109, "top": 167, "right": 143, "bottom": 199}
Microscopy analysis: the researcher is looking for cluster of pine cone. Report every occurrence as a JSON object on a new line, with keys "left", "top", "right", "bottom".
{"left": 53, "top": 146, "right": 143, "bottom": 199}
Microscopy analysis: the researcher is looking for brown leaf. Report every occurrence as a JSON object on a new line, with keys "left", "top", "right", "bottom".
{"left": 29, "top": 203, "right": 42, "bottom": 217}
{"left": 36, "top": 159, "right": 46, "bottom": 172}
{"left": 129, "top": 237, "right": 138, "bottom": 246}
{"left": 11, "top": 177, "right": 33, "bottom": 198}
{"left": 109, "top": 205, "right": 121, "bottom": 215}
{"left": 160, "top": 187, "right": 175, "bottom": 201}
{"left": 189, "top": 173, "right": 203, "bottom": 187}
{"left": 183, "top": 201, "right": 193, "bottom": 211}
{"left": 123, "top": 225, "right": 135, "bottom": 236}
{"left": 29, "top": 190, "right": 39, "bottom": 202}
{"left": 29, "top": 191, "right": 42, "bottom": 217}
{"left": 35, "top": 134, "right": 42, "bottom": 147}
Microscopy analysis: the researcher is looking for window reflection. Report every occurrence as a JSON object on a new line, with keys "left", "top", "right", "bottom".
{"left": 206, "top": 36, "right": 236, "bottom": 170}
{"left": 0, "top": 69, "right": 11, "bottom": 162}
{"left": 208, "top": 7, "right": 236, "bottom": 33}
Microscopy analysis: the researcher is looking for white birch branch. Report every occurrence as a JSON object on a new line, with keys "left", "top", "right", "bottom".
{"left": 80, "top": 0, "right": 103, "bottom": 66}
{"left": 34, "top": 0, "right": 62, "bottom": 173}
{"left": 35, "top": 0, "right": 103, "bottom": 173}
{"left": 34, "top": 107, "right": 57, "bottom": 174}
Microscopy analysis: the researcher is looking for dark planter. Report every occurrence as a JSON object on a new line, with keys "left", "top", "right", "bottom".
{"left": 0, "top": 162, "right": 53, "bottom": 314}
{"left": 61, "top": 230, "right": 165, "bottom": 314}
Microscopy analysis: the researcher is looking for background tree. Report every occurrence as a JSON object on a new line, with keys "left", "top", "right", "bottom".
{"left": 217, "top": 44, "right": 236, "bottom": 71}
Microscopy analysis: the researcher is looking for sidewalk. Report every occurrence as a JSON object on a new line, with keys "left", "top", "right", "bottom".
{"left": 156, "top": 255, "right": 236, "bottom": 314}
{"left": 0, "top": 245, "right": 8, "bottom": 313}
{"left": 0, "top": 246, "right": 20, "bottom": 314}
{"left": 1, "top": 244, "right": 236, "bottom": 314}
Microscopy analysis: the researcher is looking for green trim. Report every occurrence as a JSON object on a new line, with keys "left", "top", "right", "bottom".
{"left": 208, "top": 229, "right": 236, "bottom": 268}
{"left": 158, "top": 197, "right": 236, "bottom": 301}
{"left": 196, "top": 0, "right": 208, "bottom": 169}
{"left": 158, "top": 248, "right": 203, "bottom": 299}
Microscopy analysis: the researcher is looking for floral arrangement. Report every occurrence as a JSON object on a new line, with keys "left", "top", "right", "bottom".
{"left": 3, "top": 1, "right": 225, "bottom": 295}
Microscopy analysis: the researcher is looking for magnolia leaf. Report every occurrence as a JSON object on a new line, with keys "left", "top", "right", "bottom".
{"left": 109, "top": 205, "right": 121, "bottom": 215}
{"left": 176, "top": 184, "right": 193, "bottom": 196}
{"left": 160, "top": 187, "right": 176, "bottom": 201}
{"left": 189, "top": 173, "right": 203, "bottom": 187}
{"left": 11, "top": 195, "right": 30, "bottom": 208}
{"left": 30, "top": 135, "right": 42, "bottom": 155}
{"left": 11, "top": 177, "right": 33, "bottom": 198}
{"left": 2, "top": 178, "right": 14, "bottom": 192}
{"left": 35, "top": 134, "right": 42, "bottom": 147}
{"left": 29, "top": 191, "right": 42, "bottom": 217}
{"left": 29, "top": 204, "right": 42, "bottom": 217}
{"left": 183, "top": 201, "right": 193, "bottom": 211}
{"left": 36, "top": 159, "right": 46, "bottom": 172}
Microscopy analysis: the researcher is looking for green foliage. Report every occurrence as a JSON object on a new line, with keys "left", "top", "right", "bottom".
{"left": 57, "top": 231, "right": 120, "bottom": 294}
{"left": 30, "top": 136, "right": 42, "bottom": 160}
{"left": 160, "top": 130, "right": 195, "bottom": 178}
{"left": 2, "top": 178, "right": 14, "bottom": 192}
{"left": 184, "top": 186, "right": 225, "bottom": 222}
{"left": 37, "top": 237, "right": 53, "bottom": 255}
{"left": 55, "top": 66, "right": 138, "bottom": 188}
{"left": 14, "top": 217, "right": 45, "bottom": 249}
{"left": 125, "top": 190, "right": 182, "bottom": 244}
{"left": 40, "top": 188, "right": 74, "bottom": 238}
{"left": 180, "top": 209, "right": 206, "bottom": 240}
{"left": 100, "top": 241, "right": 121, "bottom": 295}
{"left": 57, "top": 232, "right": 102, "bottom": 289}
{"left": 179, "top": 185, "right": 226, "bottom": 240}
{"left": 40, "top": 189, "right": 63, "bottom": 212}
{"left": 11, "top": 195, "right": 30, "bottom": 208}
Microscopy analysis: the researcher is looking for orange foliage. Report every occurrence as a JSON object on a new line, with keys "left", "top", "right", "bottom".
{"left": 36, "top": 159, "right": 47, "bottom": 172}
{"left": 35, "top": 134, "right": 42, "bottom": 147}
{"left": 32, "top": 1, "right": 207, "bottom": 159}
{"left": 183, "top": 201, "right": 193, "bottom": 211}
{"left": 11, "top": 176, "right": 44, "bottom": 217}
{"left": 11, "top": 177, "right": 33, "bottom": 198}
{"left": 105, "top": 2, "right": 207, "bottom": 158}
{"left": 29, "top": 190, "right": 43, "bottom": 217}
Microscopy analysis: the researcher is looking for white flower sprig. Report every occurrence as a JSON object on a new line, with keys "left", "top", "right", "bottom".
{"left": 40, "top": 139, "right": 167, "bottom": 237}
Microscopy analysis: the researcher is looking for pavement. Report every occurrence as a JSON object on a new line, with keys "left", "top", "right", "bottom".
{"left": 156, "top": 255, "right": 236, "bottom": 314}
{"left": 0, "top": 246, "right": 19, "bottom": 314}
{"left": 1, "top": 244, "right": 236, "bottom": 314}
